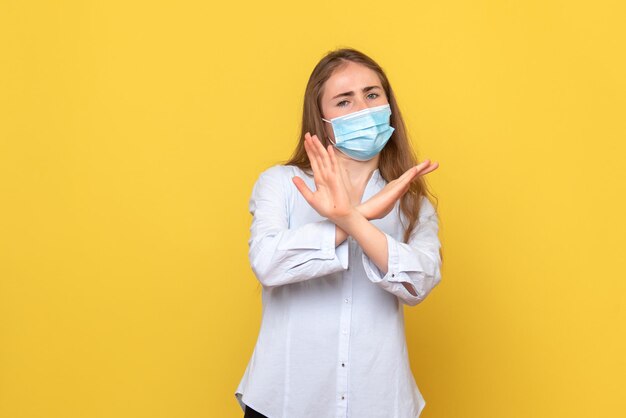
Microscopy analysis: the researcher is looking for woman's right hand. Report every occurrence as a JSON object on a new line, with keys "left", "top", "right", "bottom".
{"left": 292, "top": 133, "right": 355, "bottom": 221}
{"left": 357, "top": 160, "right": 439, "bottom": 220}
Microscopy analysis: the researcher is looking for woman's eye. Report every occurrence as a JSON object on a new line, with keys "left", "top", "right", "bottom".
{"left": 337, "top": 100, "right": 349, "bottom": 107}
{"left": 367, "top": 93, "right": 379, "bottom": 99}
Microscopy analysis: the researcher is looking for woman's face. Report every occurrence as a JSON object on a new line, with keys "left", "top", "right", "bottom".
{"left": 320, "top": 61, "right": 389, "bottom": 143}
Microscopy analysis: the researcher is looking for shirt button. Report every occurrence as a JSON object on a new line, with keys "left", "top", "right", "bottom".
{"left": 344, "top": 298, "right": 349, "bottom": 303}
{"left": 341, "top": 362, "right": 345, "bottom": 367}
{"left": 341, "top": 395, "right": 345, "bottom": 400}
{"left": 391, "top": 273, "right": 395, "bottom": 277}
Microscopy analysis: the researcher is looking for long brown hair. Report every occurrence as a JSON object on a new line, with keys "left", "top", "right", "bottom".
{"left": 285, "top": 47, "right": 439, "bottom": 243}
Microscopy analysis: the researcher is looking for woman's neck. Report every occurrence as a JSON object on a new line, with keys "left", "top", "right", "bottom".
{"left": 333, "top": 152, "right": 379, "bottom": 205}
{"left": 335, "top": 151, "right": 380, "bottom": 185}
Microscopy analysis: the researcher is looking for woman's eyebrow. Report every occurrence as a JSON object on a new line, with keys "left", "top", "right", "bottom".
{"left": 331, "top": 85, "right": 381, "bottom": 100}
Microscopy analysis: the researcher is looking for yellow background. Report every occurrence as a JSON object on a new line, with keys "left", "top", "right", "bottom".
{"left": 1, "top": 1, "right": 625, "bottom": 417}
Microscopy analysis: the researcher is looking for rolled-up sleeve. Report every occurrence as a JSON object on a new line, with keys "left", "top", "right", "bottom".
{"left": 362, "top": 196, "right": 442, "bottom": 306}
{"left": 248, "top": 166, "right": 349, "bottom": 287}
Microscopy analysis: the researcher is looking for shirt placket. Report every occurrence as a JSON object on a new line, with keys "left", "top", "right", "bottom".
{"left": 336, "top": 236, "right": 356, "bottom": 418}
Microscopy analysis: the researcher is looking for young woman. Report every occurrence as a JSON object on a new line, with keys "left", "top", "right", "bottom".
{"left": 235, "top": 48, "right": 442, "bottom": 418}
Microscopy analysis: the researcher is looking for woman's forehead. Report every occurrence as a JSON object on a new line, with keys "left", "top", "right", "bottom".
{"left": 323, "top": 63, "right": 382, "bottom": 96}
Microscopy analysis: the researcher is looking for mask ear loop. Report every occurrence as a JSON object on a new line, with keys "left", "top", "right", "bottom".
{"left": 321, "top": 118, "right": 337, "bottom": 145}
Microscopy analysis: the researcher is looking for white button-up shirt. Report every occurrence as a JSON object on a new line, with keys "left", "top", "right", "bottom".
{"left": 235, "top": 164, "right": 442, "bottom": 418}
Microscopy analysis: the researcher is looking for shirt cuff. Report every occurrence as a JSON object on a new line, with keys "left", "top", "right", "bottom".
{"left": 276, "top": 219, "right": 349, "bottom": 268}
{"left": 361, "top": 232, "right": 425, "bottom": 299}
{"left": 361, "top": 232, "right": 402, "bottom": 282}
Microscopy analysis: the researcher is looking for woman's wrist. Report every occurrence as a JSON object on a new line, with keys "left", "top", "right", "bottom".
{"left": 335, "top": 225, "right": 348, "bottom": 246}
{"left": 354, "top": 203, "right": 371, "bottom": 220}
{"left": 331, "top": 208, "right": 366, "bottom": 236}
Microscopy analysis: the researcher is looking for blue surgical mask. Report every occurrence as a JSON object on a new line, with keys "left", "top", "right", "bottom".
{"left": 322, "top": 104, "right": 395, "bottom": 161}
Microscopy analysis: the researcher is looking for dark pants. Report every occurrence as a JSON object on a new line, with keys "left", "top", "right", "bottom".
{"left": 244, "top": 403, "right": 268, "bottom": 418}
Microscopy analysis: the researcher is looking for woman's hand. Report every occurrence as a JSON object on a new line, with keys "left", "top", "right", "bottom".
{"left": 357, "top": 160, "right": 439, "bottom": 220}
{"left": 292, "top": 133, "right": 354, "bottom": 221}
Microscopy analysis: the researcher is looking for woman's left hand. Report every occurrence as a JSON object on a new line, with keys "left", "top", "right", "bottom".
{"left": 292, "top": 133, "right": 354, "bottom": 221}
{"left": 358, "top": 159, "right": 439, "bottom": 220}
